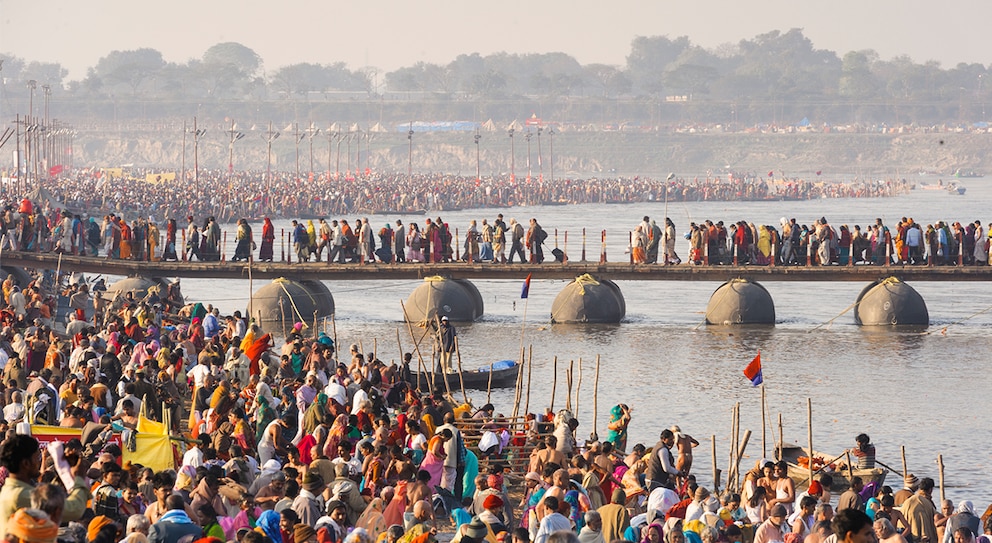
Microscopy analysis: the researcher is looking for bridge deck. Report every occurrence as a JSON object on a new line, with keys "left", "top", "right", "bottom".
{"left": 2, "top": 252, "right": 990, "bottom": 282}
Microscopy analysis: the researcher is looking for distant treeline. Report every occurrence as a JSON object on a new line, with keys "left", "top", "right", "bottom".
{"left": 2, "top": 29, "right": 990, "bottom": 126}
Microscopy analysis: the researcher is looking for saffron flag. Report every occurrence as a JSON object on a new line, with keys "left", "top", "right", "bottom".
{"left": 743, "top": 352, "right": 763, "bottom": 387}
{"left": 521, "top": 273, "right": 532, "bottom": 299}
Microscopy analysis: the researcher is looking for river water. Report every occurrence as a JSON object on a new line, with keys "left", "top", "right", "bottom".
{"left": 163, "top": 175, "right": 992, "bottom": 503}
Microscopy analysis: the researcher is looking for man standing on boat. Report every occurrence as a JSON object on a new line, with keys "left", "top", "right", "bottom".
{"left": 437, "top": 316, "right": 456, "bottom": 373}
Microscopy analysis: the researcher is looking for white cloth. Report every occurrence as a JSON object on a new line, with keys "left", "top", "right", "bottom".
{"left": 535, "top": 512, "right": 573, "bottom": 543}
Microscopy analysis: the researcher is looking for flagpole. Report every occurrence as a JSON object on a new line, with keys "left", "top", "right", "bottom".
{"left": 761, "top": 383, "right": 767, "bottom": 458}
{"left": 518, "top": 297, "right": 529, "bottom": 360}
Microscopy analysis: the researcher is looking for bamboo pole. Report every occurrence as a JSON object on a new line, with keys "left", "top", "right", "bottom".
{"left": 565, "top": 360, "right": 573, "bottom": 412}
{"left": 761, "top": 385, "right": 767, "bottom": 458}
{"left": 247, "top": 255, "right": 253, "bottom": 323}
{"left": 778, "top": 413, "right": 784, "bottom": 461}
{"left": 486, "top": 362, "right": 494, "bottom": 404}
{"left": 313, "top": 310, "right": 318, "bottom": 340}
{"left": 511, "top": 347, "right": 524, "bottom": 418}
{"left": 845, "top": 451, "right": 854, "bottom": 481}
{"left": 396, "top": 327, "right": 403, "bottom": 366}
{"left": 734, "top": 429, "right": 752, "bottom": 491}
{"left": 711, "top": 434, "right": 720, "bottom": 494}
{"left": 593, "top": 355, "right": 600, "bottom": 439}
{"left": 331, "top": 313, "right": 338, "bottom": 357}
{"left": 901, "top": 445, "right": 908, "bottom": 480}
{"left": 454, "top": 336, "right": 468, "bottom": 405}
{"left": 807, "top": 398, "right": 814, "bottom": 484}
{"left": 400, "top": 300, "right": 428, "bottom": 391}
{"left": 524, "top": 351, "right": 533, "bottom": 416}
{"left": 433, "top": 315, "right": 452, "bottom": 399}
{"left": 575, "top": 357, "right": 582, "bottom": 419}
{"left": 729, "top": 404, "right": 738, "bottom": 490}
{"left": 373, "top": 338, "right": 377, "bottom": 359}
{"left": 550, "top": 356, "right": 558, "bottom": 412}
{"left": 938, "top": 454, "right": 945, "bottom": 504}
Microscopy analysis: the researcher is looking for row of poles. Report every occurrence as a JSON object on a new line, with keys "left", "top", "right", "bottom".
{"left": 0, "top": 80, "right": 76, "bottom": 195}
{"left": 715, "top": 394, "right": 948, "bottom": 505}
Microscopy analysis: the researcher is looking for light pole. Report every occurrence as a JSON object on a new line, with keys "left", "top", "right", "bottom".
{"left": 346, "top": 131, "right": 354, "bottom": 177}
{"left": 536, "top": 126, "right": 544, "bottom": 181}
{"left": 407, "top": 122, "right": 414, "bottom": 180}
{"left": 508, "top": 128, "right": 515, "bottom": 182}
{"left": 525, "top": 130, "right": 532, "bottom": 182}
{"left": 548, "top": 127, "right": 555, "bottom": 184}
{"left": 474, "top": 130, "right": 482, "bottom": 183}
{"left": 191, "top": 117, "right": 205, "bottom": 190}
{"left": 306, "top": 123, "right": 320, "bottom": 178}
{"left": 227, "top": 120, "right": 245, "bottom": 187}
{"left": 42, "top": 84, "right": 50, "bottom": 173}
{"left": 262, "top": 122, "right": 281, "bottom": 208}
{"left": 335, "top": 131, "right": 343, "bottom": 179}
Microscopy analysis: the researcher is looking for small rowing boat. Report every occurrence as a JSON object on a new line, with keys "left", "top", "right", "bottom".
{"left": 413, "top": 359, "right": 521, "bottom": 391}
{"left": 777, "top": 443, "right": 887, "bottom": 492}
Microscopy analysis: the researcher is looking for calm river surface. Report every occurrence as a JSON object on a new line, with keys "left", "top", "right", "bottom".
{"left": 165, "top": 175, "right": 992, "bottom": 503}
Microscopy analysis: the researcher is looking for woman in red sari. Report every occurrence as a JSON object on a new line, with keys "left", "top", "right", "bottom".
{"left": 259, "top": 218, "right": 275, "bottom": 262}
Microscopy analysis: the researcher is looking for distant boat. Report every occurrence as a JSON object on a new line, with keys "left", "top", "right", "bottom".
{"left": 953, "top": 169, "right": 984, "bottom": 178}
{"left": 918, "top": 180, "right": 947, "bottom": 191}
{"left": 949, "top": 185, "right": 967, "bottom": 195}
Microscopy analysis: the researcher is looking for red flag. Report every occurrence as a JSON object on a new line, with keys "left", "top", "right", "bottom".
{"left": 816, "top": 170, "right": 822, "bottom": 176}
{"left": 743, "top": 352, "right": 763, "bottom": 387}
{"left": 521, "top": 273, "right": 532, "bottom": 299}
{"left": 767, "top": 171, "right": 774, "bottom": 177}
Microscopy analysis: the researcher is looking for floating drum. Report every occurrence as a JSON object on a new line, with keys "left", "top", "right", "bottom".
{"left": 250, "top": 278, "right": 335, "bottom": 337}
{"left": 550, "top": 274, "right": 626, "bottom": 324}
{"left": 854, "top": 277, "right": 928, "bottom": 326}
{"left": 106, "top": 276, "right": 165, "bottom": 302}
{"left": 705, "top": 278, "right": 775, "bottom": 325}
{"left": 404, "top": 277, "right": 484, "bottom": 323}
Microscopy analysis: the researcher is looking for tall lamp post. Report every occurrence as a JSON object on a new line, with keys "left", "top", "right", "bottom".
{"left": 508, "top": 128, "right": 515, "bottom": 182}
{"left": 42, "top": 84, "right": 51, "bottom": 173}
{"left": 548, "top": 127, "right": 555, "bottom": 184}
{"left": 227, "top": 120, "right": 245, "bottom": 187}
{"left": 191, "top": 117, "right": 205, "bottom": 190}
{"left": 262, "top": 122, "right": 281, "bottom": 208}
{"left": 474, "top": 130, "right": 482, "bottom": 183}
{"left": 525, "top": 130, "right": 532, "bottom": 182}
{"left": 407, "top": 122, "right": 414, "bottom": 180}
{"left": 306, "top": 123, "right": 320, "bottom": 178}
{"left": 536, "top": 126, "right": 544, "bottom": 181}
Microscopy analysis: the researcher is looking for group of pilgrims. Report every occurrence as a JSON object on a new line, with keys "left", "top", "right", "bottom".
{"left": 0, "top": 263, "right": 989, "bottom": 543}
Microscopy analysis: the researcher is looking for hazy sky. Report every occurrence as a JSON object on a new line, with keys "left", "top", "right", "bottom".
{"left": 2, "top": 0, "right": 991, "bottom": 80}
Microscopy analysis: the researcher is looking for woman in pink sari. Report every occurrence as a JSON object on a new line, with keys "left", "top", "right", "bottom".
{"left": 419, "top": 428, "right": 452, "bottom": 489}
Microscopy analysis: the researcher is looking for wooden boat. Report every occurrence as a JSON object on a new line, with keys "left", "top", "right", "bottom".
{"left": 777, "top": 443, "right": 887, "bottom": 493}
{"left": 413, "top": 361, "right": 521, "bottom": 391}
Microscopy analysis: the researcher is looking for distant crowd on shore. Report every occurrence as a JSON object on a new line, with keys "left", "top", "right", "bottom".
{"left": 13, "top": 168, "right": 912, "bottom": 224}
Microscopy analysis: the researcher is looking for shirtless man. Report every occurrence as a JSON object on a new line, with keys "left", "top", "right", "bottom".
{"left": 875, "top": 518, "right": 908, "bottom": 543}
{"left": 385, "top": 445, "right": 415, "bottom": 484}
{"left": 538, "top": 469, "right": 569, "bottom": 518}
{"left": 530, "top": 436, "right": 566, "bottom": 474}
{"left": 405, "top": 470, "right": 433, "bottom": 513}
{"left": 878, "top": 495, "right": 909, "bottom": 533}
{"left": 672, "top": 426, "right": 699, "bottom": 474}
{"left": 772, "top": 461, "right": 796, "bottom": 514}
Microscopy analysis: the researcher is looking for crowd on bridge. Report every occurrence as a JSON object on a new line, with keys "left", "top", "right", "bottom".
{"left": 16, "top": 168, "right": 911, "bottom": 224}
{"left": 0, "top": 260, "right": 988, "bottom": 543}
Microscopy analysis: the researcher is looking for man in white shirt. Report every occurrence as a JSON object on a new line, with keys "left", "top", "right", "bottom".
{"left": 181, "top": 435, "right": 209, "bottom": 469}
{"left": 3, "top": 390, "right": 25, "bottom": 423}
{"left": 535, "top": 496, "right": 573, "bottom": 543}
{"left": 188, "top": 359, "right": 211, "bottom": 390}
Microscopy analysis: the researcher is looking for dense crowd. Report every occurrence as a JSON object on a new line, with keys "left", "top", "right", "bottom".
{"left": 14, "top": 169, "right": 911, "bottom": 224}
{"left": 0, "top": 264, "right": 987, "bottom": 543}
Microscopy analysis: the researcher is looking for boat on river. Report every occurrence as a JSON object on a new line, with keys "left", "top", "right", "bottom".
{"left": 777, "top": 443, "right": 887, "bottom": 492}
{"left": 413, "top": 359, "right": 521, "bottom": 391}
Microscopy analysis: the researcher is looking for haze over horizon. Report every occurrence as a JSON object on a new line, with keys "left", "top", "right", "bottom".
{"left": 2, "top": 0, "right": 991, "bottom": 81}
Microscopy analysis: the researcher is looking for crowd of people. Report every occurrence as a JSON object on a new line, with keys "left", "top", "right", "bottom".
{"left": 0, "top": 266, "right": 988, "bottom": 543}
{"left": 16, "top": 169, "right": 910, "bottom": 225}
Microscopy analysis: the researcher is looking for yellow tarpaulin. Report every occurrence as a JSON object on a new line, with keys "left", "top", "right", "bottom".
{"left": 101, "top": 168, "right": 123, "bottom": 179}
{"left": 144, "top": 172, "right": 176, "bottom": 184}
{"left": 30, "top": 418, "right": 177, "bottom": 472}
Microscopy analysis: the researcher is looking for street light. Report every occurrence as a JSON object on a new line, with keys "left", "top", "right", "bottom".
{"left": 306, "top": 123, "right": 320, "bottom": 177}
{"left": 191, "top": 117, "right": 206, "bottom": 190}
{"left": 508, "top": 128, "right": 515, "bottom": 182}
{"left": 407, "top": 121, "right": 414, "bottom": 181}
{"left": 227, "top": 120, "right": 245, "bottom": 187}
{"left": 525, "top": 130, "right": 532, "bottom": 182}
{"left": 548, "top": 127, "right": 555, "bottom": 184}
{"left": 536, "top": 126, "right": 544, "bottom": 181}
{"left": 262, "top": 122, "right": 281, "bottom": 207}
{"left": 474, "top": 130, "right": 482, "bottom": 183}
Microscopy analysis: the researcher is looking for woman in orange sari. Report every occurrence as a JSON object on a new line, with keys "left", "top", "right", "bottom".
{"left": 420, "top": 428, "right": 452, "bottom": 489}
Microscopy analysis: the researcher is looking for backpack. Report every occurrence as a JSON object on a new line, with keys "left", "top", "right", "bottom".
{"left": 537, "top": 228, "right": 548, "bottom": 244}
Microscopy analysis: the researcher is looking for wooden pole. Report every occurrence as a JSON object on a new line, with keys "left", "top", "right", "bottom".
{"left": 373, "top": 338, "right": 377, "bottom": 359}
{"left": 565, "top": 360, "right": 573, "bottom": 412}
{"left": 575, "top": 357, "right": 582, "bottom": 419}
{"left": 729, "top": 404, "right": 738, "bottom": 490}
{"left": 313, "top": 310, "right": 318, "bottom": 340}
{"left": 454, "top": 336, "right": 468, "bottom": 405}
{"left": 524, "top": 351, "right": 533, "bottom": 416}
{"left": 711, "top": 434, "right": 720, "bottom": 494}
{"left": 400, "top": 300, "right": 428, "bottom": 392}
{"left": 734, "top": 429, "right": 752, "bottom": 491}
{"left": 761, "top": 385, "right": 767, "bottom": 458}
{"left": 331, "top": 313, "right": 338, "bottom": 357}
{"left": 247, "top": 255, "right": 253, "bottom": 323}
{"left": 778, "top": 413, "right": 784, "bottom": 461}
{"left": 901, "top": 445, "right": 908, "bottom": 480}
{"left": 845, "top": 451, "right": 854, "bottom": 481}
{"left": 550, "top": 356, "right": 558, "bottom": 412}
{"left": 511, "top": 347, "right": 524, "bottom": 418}
{"left": 486, "top": 362, "right": 494, "bottom": 404}
{"left": 433, "top": 316, "right": 452, "bottom": 399}
{"left": 938, "top": 454, "right": 945, "bottom": 504}
{"left": 807, "top": 398, "right": 814, "bottom": 484}
{"left": 396, "top": 327, "right": 403, "bottom": 366}
{"left": 593, "top": 354, "right": 600, "bottom": 439}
